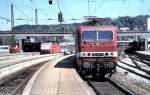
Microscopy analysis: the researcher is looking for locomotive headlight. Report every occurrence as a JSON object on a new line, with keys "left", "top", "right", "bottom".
{"left": 87, "top": 53, "right": 91, "bottom": 56}
{"left": 105, "top": 52, "right": 109, "bottom": 56}
{"left": 110, "top": 52, "right": 113, "bottom": 56}
{"left": 81, "top": 52, "right": 86, "bottom": 57}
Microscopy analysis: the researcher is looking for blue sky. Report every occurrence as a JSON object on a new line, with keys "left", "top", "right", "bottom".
{"left": 0, "top": 0, "right": 150, "bottom": 31}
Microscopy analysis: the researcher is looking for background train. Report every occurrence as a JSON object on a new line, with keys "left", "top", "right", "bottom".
{"left": 75, "top": 25, "right": 118, "bottom": 77}
{"left": 40, "top": 38, "right": 75, "bottom": 55}
{"left": 124, "top": 41, "right": 145, "bottom": 54}
{"left": 40, "top": 42, "right": 60, "bottom": 54}
{"left": 59, "top": 42, "right": 75, "bottom": 55}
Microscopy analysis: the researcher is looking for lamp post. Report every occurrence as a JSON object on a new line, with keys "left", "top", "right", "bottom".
{"left": 11, "top": 4, "right": 15, "bottom": 44}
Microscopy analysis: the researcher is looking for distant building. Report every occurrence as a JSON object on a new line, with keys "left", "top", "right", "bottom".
{"left": 120, "top": 27, "right": 129, "bottom": 32}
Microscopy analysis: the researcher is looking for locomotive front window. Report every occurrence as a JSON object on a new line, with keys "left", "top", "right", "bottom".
{"left": 98, "top": 31, "right": 113, "bottom": 41}
{"left": 82, "top": 31, "right": 97, "bottom": 42}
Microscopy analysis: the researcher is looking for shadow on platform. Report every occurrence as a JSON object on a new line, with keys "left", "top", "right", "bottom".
{"left": 54, "top": 55, "right": 75, "bottom": 68}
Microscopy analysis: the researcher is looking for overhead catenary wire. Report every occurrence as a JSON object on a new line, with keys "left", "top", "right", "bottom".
{"left": 30, "top": 0, "right": 52, "bottom": 21}
{"left": 93, "top": 0, "right": 107, "bottom": 17}
{"left": 94, "top": 0, "right": 106, "bottom": 13}
{"left": 29, "top": 0, "right": 66, "bottom": 23}
{"left": 118, "top": 0, "right": 145, "bottom": 17}
{"left": 119, "top": 0, "right": 126, "bottom": 16}
{"left": 0, "top": 16, "right": 10, "bottom": 22}
{"left": 54, "top": 0, "right": 65, "bottom": 34}
{"left": 139, "top": 0, "right": 144, "bottom": 15}
{"left": 0, "top": 0, "right": 31, "bottom": 30}
{"left": 5, "top": 0, "right": 8, "bottom": 21}
{"left": 56, "top": 0, "right": 62, "bottom": 12}
{"left": 0, "top": 0, "right": 10, "bottom": 22}
{"left": 0, "top": 0, "right": 149, "bottom": 30}
{"left": 0, "top": 15, "right": 21, "bottom": 26}
{"left": 8, "top": 0, "right": 31, "bottom": 24}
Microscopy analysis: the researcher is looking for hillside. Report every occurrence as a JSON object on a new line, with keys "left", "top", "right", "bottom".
{"left": 1, "top": 15, "right": 149, "bottom": 33}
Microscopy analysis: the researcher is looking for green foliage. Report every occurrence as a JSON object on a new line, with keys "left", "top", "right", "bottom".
{"left": 13, "top": 24, "right": 81, "bottom": 33}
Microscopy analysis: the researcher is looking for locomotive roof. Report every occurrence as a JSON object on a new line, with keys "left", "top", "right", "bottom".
{"left": 79, "top": 25, "right": 117, "bottom": 32}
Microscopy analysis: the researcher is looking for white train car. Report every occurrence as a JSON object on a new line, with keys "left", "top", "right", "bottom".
{"left": 59, "top": 42, "right": 75, "bottom": 55}
{"left": 0, "top": 45, "right": 10, "bottom": 54}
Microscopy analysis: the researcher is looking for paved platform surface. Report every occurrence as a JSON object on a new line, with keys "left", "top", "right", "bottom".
{"left": 22, "top": 55, "right": 95, "bottom": 95}
{"left": 136, "top": 51, "right": 150, "bottom": 56}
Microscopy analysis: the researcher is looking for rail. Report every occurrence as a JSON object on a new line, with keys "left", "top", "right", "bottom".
{"left": 0, "top": 54, "right": 61, "bottom": 85}
{"left": 87, "top": 78, "right": 135, "bottom": 95}
{"left": 0, "top": 54, "right": 57, "bottom": 69}
{"left": 118, "top": 61, "right": 150, "bottom": 80}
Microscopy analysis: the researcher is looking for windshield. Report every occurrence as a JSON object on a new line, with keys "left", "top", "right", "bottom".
{"left": 98, "top": 31, "right": 113, "bottom": 41}
{"left": 82, "top": 30, "right": 113, "bottom": 42}
{"left": 82, "top": 31, "right": 97, "bottom": 42}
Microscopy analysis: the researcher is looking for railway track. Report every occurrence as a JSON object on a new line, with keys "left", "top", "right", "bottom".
{"left": 117, "top": 64, "right": 150, "bottom": 80}
{"left": 118, "top": 56, "right": 150, "bottom": 80}
{"left": 0, "top": 54, "right": 39, "bottom": 61}
{"left": 0, "top": 54, "right": 62, "bottom": 95}
{"left": 0, "top": 62, "right": 45, "bottom": 95}
{"left": 86, "top": 53, "right": 150, "bottom": 95}
{"left": 129, "top": 55, "right": 150, "bottom": 68}
{"left": 87, "top": 77, "right": 135, "bottom": 95}
{"left": 0, "top": 53, "right": 40, "bottom": 62}
{"left": 116, "top": 54, "right": 150, "bottom": 94}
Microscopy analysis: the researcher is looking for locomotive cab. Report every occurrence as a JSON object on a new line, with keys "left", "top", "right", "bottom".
{"left": 76, "top": 25, "right": 118, "bottom": 77}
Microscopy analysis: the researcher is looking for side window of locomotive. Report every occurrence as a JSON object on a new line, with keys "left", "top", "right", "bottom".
{"left": 82, "top": 31, "right": 97, "bottom": 42}
{"left": 98, "top": 31, "right": 113, "bottom": 41}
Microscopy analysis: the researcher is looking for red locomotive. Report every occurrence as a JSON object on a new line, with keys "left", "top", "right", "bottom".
{"left": 75, "top": 25, "right": 118, "bottom": 77}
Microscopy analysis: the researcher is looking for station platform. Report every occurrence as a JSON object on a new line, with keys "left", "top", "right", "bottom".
{"left": 135, "top": 51, "right": 150, "bottom": 62}
{"left": 22, "top": 55, "right": 95, "bottom": 95}
{"left": 136, "top": 51, "right": 150, "bottom": 56}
